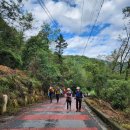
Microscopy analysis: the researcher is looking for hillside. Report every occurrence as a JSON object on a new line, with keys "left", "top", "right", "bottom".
{"left": 0, "top": 65, "right": 44, "bottom": 114}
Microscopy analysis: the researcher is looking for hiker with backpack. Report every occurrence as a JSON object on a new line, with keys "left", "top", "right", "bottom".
{"left": 55, "top": 86, "right": 60, "bottom": 103}
{"left": 75, "top": 87, "right": 83, "bottom": 112}
{"left": 66, "top": 88, "right": 72, "bottom": 111}
{"left": 48, "top": 86, "right": 54, "bottom": 103}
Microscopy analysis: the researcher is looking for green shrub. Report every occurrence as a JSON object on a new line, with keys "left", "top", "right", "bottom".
{"left": 124, "top": 107, "right": 130, "bottom": 116}
{"left": 101, "top": 79, "right": 130, "bottom": 110}
{"left": 17, "top": 98, "right": 25, "bottom": 106}
{"left": 0, "top": 77, "right": 10, "bottom": 93}
{"left": 0, "top": 50, "right": 22, "bottom": 68}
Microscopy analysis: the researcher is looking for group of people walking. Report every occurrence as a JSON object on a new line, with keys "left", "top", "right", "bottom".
{"left": 48, "top": 86, "right": 62, "bottom": 103}
{"left": 48, "top": 86, "right": 83, "bottom": 112}
{"left": 66, "top": 87, "right": 83, "bottom": 112}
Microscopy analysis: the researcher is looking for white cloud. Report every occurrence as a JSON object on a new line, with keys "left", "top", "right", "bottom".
{"left": 22, "top": 0, "right": 129, "bottom": 58}
{"left": 24, "top": 0, "right": 104, "bottom": 34}
{"left": 64, "top": 34, "right": 120, "bottom": 58}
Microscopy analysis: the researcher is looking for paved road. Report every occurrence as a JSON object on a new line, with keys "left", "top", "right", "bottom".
{"left": 0, "top": 97, "right": 108, "bottom": 130}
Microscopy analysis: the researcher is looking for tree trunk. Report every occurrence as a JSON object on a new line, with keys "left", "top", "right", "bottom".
{"left": 120, "top": 62, "right": 124, "bottom": 74}
{"left": 125, "top": 58, "right": 130, "bottom": 80}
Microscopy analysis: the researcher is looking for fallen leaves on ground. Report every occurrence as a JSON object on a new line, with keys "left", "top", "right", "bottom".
{"left": 86, "top": 98, "right": 130, "bottom": 130}
{"left": 0, "top": 65, "right": 27, "bottom": 77}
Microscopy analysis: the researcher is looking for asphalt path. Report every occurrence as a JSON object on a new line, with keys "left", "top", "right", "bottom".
{"left": 0, "top": 97, "right": 109, "bottom": 130}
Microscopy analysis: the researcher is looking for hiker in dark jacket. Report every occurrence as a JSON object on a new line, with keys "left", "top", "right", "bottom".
{"left": 48, "top": 86, "right": 54, "bottom": 103}
{"left": 75, "top": 87, "right": 83, "bottom": 112}
{"left": 55, "top": 87, "right": 60, "bottom": 103}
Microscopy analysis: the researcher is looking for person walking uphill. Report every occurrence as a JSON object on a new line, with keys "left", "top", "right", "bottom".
{"left": 75, "top": 87, "right": 83, "bottom": 112}
{"left": 48, "top": 86, "right": 54, "bottom": 103}
{"left": 55, "top": 87, "right": 60, "bottom": 103}
{"left": 66, "top": 88, "right": 72, "bottom": 111}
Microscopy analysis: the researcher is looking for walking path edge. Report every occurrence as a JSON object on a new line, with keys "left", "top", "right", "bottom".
{"left": 84, "top": 99, "right": 126, "bottom": 130}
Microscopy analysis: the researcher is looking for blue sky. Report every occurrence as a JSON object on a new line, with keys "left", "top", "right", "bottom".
{"left": 79, "top": 23, "right": 111, "bottom": 37}
{"left": 23, "top": 0, "right": 130, "bottom": 59}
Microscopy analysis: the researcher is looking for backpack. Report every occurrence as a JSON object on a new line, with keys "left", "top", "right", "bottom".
{"left": 67, "top": 92, "right": 71, "bottom": 97}
{"left": 55, "top": 88, "right": 60, "bottom": 94}
{"left": 66, "top": 92, "right": 72, "bottom": 101}
{"left": 76, "top": 91, "right": 82, "bottom": 98}
{"left": 49, "top": 88, "right": 53, "bottom": 93}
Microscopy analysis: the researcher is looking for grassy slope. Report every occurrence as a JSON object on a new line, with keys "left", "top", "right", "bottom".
{"left": 0, "top": 65, "right": 44, "bottom": 114}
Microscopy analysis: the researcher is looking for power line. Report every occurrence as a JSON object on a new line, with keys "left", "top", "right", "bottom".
{"left": 38, "top": 0, "right": 58, "bottom": 28}
{"left": 82, "top": 0, "right": 104, "bottom": 55}
{"left": 78, "top": 0, "right": 101, "bottom": 55}
{"left": 79, "top": 0, "right": 84, "bottom": 34}
{"left": 85, "top": 0, "right": 103, "bottom": 45}
{"left": 86, "top": 0, "right": 98, "bottom": 34}
{"left": 82, "top": 0, "right": 105, "bottom": 55}
{"left": 40, "top": 0, "right": 58, "bottom": 27}
{"left": 79, "top": 0, "right": 97, "bottom": 35}
{"left": 38, "top": 0, "right": 53, "bottom": 23}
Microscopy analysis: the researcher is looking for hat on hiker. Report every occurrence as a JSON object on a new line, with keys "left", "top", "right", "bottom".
{"left": 67, "top": 88, "right": 70, "bottom": 91}
{"left": 76, "top": 87, "right": 80, "bottom": 90}
{"left": 49, "top": 86, "right": 52, "bottom": 89}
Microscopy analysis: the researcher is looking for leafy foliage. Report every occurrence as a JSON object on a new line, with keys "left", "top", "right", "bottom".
{"left": 101, "top": 79, "right": 130, "bottom": 109}
{"left": 0, "top": 50, "right": 22, "bottom": 68}
{"left": 0, "top": 26, "right": 23, "bottom": 68}
{"left": 0, "top": 0, "right": 33, "bottom": 30}
{"left": 55, "top": 34, "right": 68, "bottom": 64}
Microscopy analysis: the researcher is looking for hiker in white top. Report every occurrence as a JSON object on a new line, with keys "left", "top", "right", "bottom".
{"left": 66, "top": 88, "right": 72, "bottom": 111}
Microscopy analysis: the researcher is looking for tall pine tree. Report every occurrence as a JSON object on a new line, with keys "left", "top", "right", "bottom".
{"left": 55, "top": 34, "right": 68, "bottom": 64}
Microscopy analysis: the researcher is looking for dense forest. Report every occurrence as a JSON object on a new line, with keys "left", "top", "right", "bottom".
{"left": 0, "top": 0, "right": 130, "bottom": 118}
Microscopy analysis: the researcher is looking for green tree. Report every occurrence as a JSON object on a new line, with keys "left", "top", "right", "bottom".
{"left": 0, "top": 0, "right": 33, "bottom": 31}
{"left": 83, "top": 60, "right": 108, "bottom": 97}
{"left": 22, "top": 24, "right": 61, "bottom": 94}
{"left": 22, "top": 24, "right": 50, "bottom": 70}
{"left": 123, "top": 6, "right": 130, "bottom": 80}
{"left": 0, "top": 0, "right": 33, "bottom": 68}
{"left": 0, "top": 17, "right": 23, "bottom": 68}
{"left": 108, "top": 6, "right": 130, "bottom": 79}
{"left": 55, "top": 34, "right": 68, "bottom": 64}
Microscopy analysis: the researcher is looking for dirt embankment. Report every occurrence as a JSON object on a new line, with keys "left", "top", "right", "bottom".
{"left": 86, "top": 98, "right": 130, "bottom": 130}
{"left": 0, "top": 65, "right": 44, "bottom": 115}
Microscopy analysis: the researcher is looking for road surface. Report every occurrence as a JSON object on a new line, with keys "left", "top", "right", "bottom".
{"left": 0, "top": 97, "right": 109, "bottom": 130}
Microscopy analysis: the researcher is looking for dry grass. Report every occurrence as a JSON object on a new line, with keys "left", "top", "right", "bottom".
{"left": 86, "top": 98, "right": 130, "bottom": 130}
